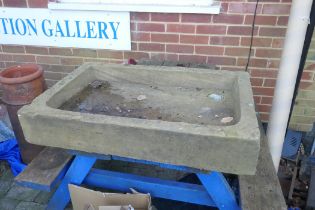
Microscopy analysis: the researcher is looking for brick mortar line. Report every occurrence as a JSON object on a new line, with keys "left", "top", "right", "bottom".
{"left": 2, "top": 56, "right": 279, "bottom": 65}
{"left": 207, "top": 36, "right": 211, "bottom": 45}
{"left": 2, "top": 38, "right": 287, "bottom": 49}
{"left": 249, "top": 77, "right": 277, "bottom": 80}
{"left": 224, "top": 46, "right": 281, "bottom": 50}
{"left": 132, "top": 20, "right": 289, "bottom": 27}
{"left": 252, "top": 85, "right": 272, "bottom": 88}
{"left": 1, "top": 53, "right": 127, "bottom": 60}
{"left": 300, "top": 79, "right": 314, "bottom": 82}
{"left": 10, "top": 52, "right": 90, "bottom": 58}
{"left": 131, "top": 33, "right": 288, "bottom": 39}
{"left": 227, "top": 13, "right": 290, "bottom": 16}
{"left": 251, "top": 56, "right": 281, "bottom": 60}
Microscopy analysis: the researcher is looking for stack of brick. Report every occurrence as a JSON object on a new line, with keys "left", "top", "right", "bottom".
{"left": 1, "top": 0, "right": 312, "bottom": 130}
{"left": 290, "top": 33, "right": 315, "bottom": 131}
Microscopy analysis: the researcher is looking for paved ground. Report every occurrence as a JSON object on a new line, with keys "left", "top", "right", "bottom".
{"left": 0, "top": 161, "right": 70, "bottom": 210}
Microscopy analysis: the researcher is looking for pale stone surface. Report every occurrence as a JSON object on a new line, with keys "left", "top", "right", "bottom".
{"left": 18, "top": 63, "right": 260, "bottom": 175}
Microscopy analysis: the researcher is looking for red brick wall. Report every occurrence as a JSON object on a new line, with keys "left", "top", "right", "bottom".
{"left": 289, "top": 31, "right": 315, "bottom": 131}
{"left": 0, "top": 0, "right": 294, "bottom": 122}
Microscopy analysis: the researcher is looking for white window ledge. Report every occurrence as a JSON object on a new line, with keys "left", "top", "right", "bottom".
{"left": 48, "top": 1, "right": 221, "bottom": 14}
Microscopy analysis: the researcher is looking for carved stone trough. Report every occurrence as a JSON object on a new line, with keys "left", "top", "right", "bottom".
{"left": 18, "top": 63, "right": 260, "bottom": 175}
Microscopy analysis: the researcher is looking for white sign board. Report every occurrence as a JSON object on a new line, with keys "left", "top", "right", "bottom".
{"left": 0, "top": 8, "right": 131, "bottom": 50}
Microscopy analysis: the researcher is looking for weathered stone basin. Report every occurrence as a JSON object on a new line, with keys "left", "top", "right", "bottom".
{"left": 18, "top": 63, "right": 260, "bottom": 175}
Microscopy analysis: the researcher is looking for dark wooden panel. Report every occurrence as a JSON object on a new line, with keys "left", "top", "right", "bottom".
{"left": 306, "top": 166, "right": 315, "bottom": 208}
{"left": 15, "top": 147, "right": 72, "bottom": 192}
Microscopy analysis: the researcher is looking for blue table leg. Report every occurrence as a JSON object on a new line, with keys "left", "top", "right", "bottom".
{"left": 47, "top": 155, "right": 96, "bottom": 210}
{"left": 197, "top": 172, "right": 241, "bottom": 210}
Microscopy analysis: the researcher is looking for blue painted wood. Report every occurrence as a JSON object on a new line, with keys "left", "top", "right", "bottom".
{"left": 47, "top": 153, "right": 239, "bottom": 210}
{"left": 47, "top": 156, "right": 97, "bottom": 210}
{"left": 83, "top": 168, "right": 215, "bottom": 207}
{"left": 197, "top": 172, "right": 240, "bottom": 210}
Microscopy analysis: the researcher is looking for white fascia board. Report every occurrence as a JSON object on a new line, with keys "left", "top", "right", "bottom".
{"left": 56, "top": 0, "right": 215, "bottom": 6}
{"left": 48, "top": 1, "right": 221, "bottom": 14}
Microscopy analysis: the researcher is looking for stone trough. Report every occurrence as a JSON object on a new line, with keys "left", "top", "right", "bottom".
{"left": 18, "top": 63, "right": 260, "bottom": 175}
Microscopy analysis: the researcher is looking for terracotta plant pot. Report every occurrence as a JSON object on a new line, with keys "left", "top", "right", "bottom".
{"left": 0, "top": 64, "right": 46, "bottom": 105}
{"left": 0, "top": 64, "right": 46, "bottom": 163}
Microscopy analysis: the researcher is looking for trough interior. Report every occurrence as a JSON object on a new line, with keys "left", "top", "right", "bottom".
{"left": 47, "top": 65, "right": 241, "bottom": 126}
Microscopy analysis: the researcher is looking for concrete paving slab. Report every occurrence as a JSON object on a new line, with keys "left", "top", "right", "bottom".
{"left": 6, "top": 183, "right": 40, "bottom": 202}
{"left": 0, "top": 198, "right": 20, "bottom": 210}
{"left": 0, "top": 161, "right": 64, "bottom": 210}
{"left": 0, "top": 163, "right": 14, "bottom": 181}
{"left": 0, "top": 180, "right": 13, "bottom": 197}
{"left": 18, "top": 63, "right": 261, "bottom": 175}
{"left": 15, "top": 201, "right": 46, "bottom": 210}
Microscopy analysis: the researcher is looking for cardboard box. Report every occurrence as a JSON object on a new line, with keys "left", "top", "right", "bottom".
{"left": 69, "top": 184, "right": 151, "bottom": 210}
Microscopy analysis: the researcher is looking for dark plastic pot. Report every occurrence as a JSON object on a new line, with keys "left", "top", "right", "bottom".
{"left": 0, "top": 64, "right": 46, "bottom": 163}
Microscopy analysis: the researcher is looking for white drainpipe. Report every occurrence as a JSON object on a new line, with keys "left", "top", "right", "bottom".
{"left": 267, "top": 0, "right": 312, "bottom": 171}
